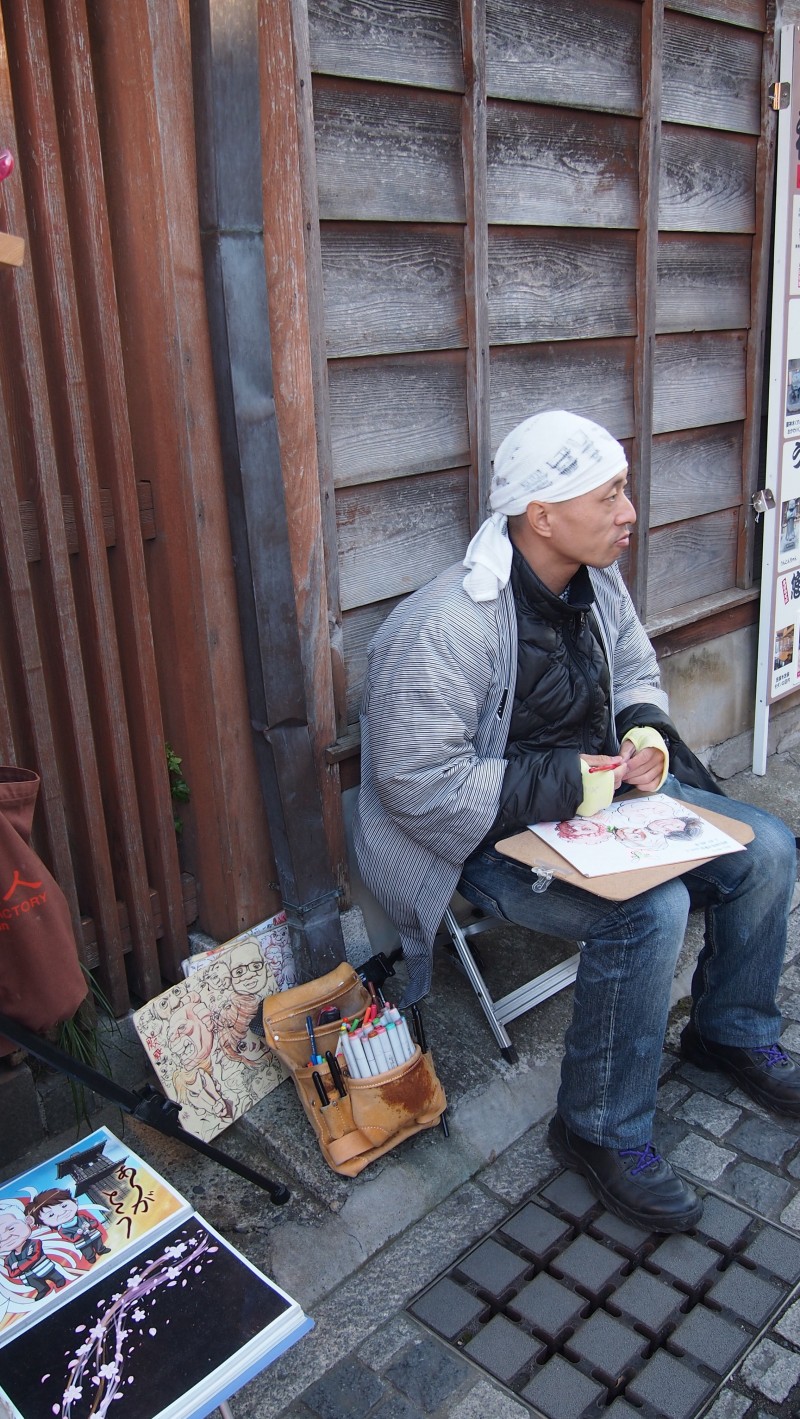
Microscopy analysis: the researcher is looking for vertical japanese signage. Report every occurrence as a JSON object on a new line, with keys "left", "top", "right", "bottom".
{"left": 754, "top": 27, "right": 800, "bottom": 771}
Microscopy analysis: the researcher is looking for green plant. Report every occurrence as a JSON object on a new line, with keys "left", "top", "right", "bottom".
{"left": 166, "top": 742, "right": 190, "bottom": 836}
{"left": 56, "top": 966, "right": 121, "bottom": 1131}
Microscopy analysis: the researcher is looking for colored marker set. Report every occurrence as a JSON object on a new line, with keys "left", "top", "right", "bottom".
{"left": 305, "top": 1002, "right": 424, "bottom": 1082}
{"left": 263, "top": 962, "right": 448, "bottom": 1176}
{"left": 337, "top": 1003, "right": 416, "bottom": 1079}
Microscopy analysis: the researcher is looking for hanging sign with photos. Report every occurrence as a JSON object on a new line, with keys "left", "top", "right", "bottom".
{"left": 754, "top": 26, "right": 800, "bottom": 770}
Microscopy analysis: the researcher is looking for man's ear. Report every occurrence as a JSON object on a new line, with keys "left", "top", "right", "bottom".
{"left": 525, "top": 500, "right": 552, "bottom": 538}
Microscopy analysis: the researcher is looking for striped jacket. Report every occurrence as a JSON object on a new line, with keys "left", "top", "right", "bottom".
{"left": 354, "top": 560, "right": 669, "bottom": 1003}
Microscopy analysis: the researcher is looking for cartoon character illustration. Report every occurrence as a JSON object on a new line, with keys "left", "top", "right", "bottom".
{"left": 213, "top": 944, "right": 271, "bottom": 1065}
{"left": 0, "top": 1201, "right": 68, "bottom": 1300}
{"left": 26, "top": 1190, "right": 110, "bottom": 1265}
{"left": 164, "top": 996, "right": 233, "bottom": 1126}
{"left": 167, "top": 992, "right": 215, "bottom": 1067}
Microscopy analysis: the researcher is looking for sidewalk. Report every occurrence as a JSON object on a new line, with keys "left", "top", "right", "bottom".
{"left": 5, "top": 750, "right": 800, "bottom": 1419}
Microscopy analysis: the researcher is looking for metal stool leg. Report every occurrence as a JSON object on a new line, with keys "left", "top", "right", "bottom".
{"left": 442, "top": 907, "right": 517, "bottom": 1062}
{"left": 442, "top": 908, "right": 581, "bottom": 1060}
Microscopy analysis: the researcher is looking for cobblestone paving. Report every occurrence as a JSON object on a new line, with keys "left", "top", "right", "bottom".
{"left": 284, "top": 1004, "right": 800, "bottom": 1419}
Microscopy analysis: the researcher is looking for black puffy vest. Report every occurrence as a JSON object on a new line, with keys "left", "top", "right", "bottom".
{"left": 508, "top": 551, "right": 612, "bottom": 757}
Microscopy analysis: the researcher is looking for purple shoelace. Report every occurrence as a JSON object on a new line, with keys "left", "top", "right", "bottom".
{"left": 754, "top": 1043, "right": 791, "bottom": 1068}
{"left": 618, "top": 1142, "right": 662, "bottom": 1175}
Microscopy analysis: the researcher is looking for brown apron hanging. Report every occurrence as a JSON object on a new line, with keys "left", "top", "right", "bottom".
{"left": 0, "top": 768, "right": 87, "bottom": 1055}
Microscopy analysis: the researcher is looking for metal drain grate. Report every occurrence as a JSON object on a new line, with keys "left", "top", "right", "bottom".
{"left": 408, "top": 1168, "right": 800, "bottom": 1419}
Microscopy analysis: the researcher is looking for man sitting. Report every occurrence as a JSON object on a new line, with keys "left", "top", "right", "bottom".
{"left": 355, "top": 410, "right": 798, "bottom": 1233}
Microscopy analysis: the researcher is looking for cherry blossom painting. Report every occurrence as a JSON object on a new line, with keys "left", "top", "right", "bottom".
{"left": 0, "top": 1219, "right": 309, "bottom": 1419}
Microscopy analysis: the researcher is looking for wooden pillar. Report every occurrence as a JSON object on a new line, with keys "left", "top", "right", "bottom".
{"left": 86, "top": 0, "right": 275, "bottom": 943}
{"left": 460, "top": 0, "right": 491, "bottom": 535}
{"left": 192, "top": 0, "right": 345, "bottom": 979}
{"left": 0, "top": 5, "right": 130, "bottom": 1004}
{"left": 630, "top": 0, "right": 664, "bottom": 620}
{"left": 46, "top": 0, "right": 189, "bottom": 980}
{"left": 258, "top": 0, "right": 349, "bottom": 890}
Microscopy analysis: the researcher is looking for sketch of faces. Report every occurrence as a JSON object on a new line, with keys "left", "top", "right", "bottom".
{"left": 177, "top": 1067, "right": 230, "bottom": 1123}
{"left": 613, "top": 826, "right": 648, "bottom": 847}
{"left": 201, "top": 959, "right": 232, "bottom": 999}
{"left": 555, "top": 819, "right": 608, "bottom": 840}
{"left": 229, "top": 946, "right": 268, "bottom": 998}
{"left": 167, "top": 996, "right": 214, "bottom": 1067}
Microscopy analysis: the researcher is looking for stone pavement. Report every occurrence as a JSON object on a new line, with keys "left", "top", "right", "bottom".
{"left": 3, "top": 750, "right": 800, "bottom": 1418}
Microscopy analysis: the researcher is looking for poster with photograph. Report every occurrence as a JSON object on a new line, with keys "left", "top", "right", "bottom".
{"left": 785, "top": 300, "right": 800, "bottom": 438}
{"left": 0, "top": 1130, "right": 190, "bottom": 1345}
{"left": 529, "top": 795, "right": 745, "bottom": 878}
{"left": 790, "top": 194, "right": 800, "bottom": 295}
{"left": 133, "top": 941, "right": 286, "bottom": 1143}
{"left": 778, "top": 439, "right": 800, "bottom": 570}
{"left": 771, "top": 566, "right": 800, "bottom": 697}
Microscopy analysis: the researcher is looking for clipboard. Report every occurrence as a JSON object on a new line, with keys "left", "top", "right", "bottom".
{"left": 495, "top": 798, "right": 754, "bottom": 901}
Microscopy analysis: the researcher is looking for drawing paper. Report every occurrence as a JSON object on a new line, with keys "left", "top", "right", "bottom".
{"left": 529, "top": 795, "right": 745, "bottom": 877}
{"left": 181, "top": 910, "right": 297, "bottom": 994}
{"left": 133, "top": 941, "right": 287, "bottom": 1143}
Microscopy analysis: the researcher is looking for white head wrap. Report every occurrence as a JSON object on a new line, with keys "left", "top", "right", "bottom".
{"left": 462, "top": 410, "right": 628, "bottom": 602}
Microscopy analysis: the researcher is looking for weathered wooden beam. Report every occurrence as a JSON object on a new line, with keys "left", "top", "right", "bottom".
{"left": 46, "top": 0, "right": 189, "bottom": 982}
{"left": 0, "top": 1, "right": 129, "bottom": 1011}
{"left": 288, "top": 0, "right": 348, "bottom": 738}
{"left": 87, "top": 0, "right": 275, "bottom": 943}
{"left": 192, "top": 0, "right": 344, "bottom": 980}
{"left": 6, "top": 0, "right": 163, "bottom": 1002}
{"left": 460, "top": 0, "right": 491, "bottom": 533}
{"left": 259, "top": 0, "right": 349, "bottom": 929}
{"left": 630, "top": 0, "right": 664, "bottom": 618}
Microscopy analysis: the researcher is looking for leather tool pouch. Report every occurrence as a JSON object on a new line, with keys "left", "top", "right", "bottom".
{"left": 262, "top": 963, "right": 446, "bottom": 1176}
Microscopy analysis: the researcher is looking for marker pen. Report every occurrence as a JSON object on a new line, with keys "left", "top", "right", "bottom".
{"left": 340, "top": 1030, "right": 361, "bottom": 1079}
{"left": 384, "top": 1019, "right": 407, "bottom": 1066}
{"left": 387, "top": 1010, "right": 415, "bottom": 1058}
{"left": 357, "top": 1031, "right": 379, "bottom": 1075}
{"left": 368, "top": 1027, "right": 393, "bottom": 1072}
{"left": 350, "top": 1033, "right": 371, "bottom": 1072}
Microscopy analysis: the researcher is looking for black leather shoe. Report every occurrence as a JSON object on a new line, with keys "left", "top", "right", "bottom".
{"left": 547, "top": 1113, "right": 702, "bottom": 1234}
{"left": 680, "top": 1021, "right": 800, "bottom": 1119}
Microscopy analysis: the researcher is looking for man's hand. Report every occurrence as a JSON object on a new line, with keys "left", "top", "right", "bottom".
{"left": 618, "top": 739, "right": 667, "bottom": 793}
{"left": 579, "top": 754, "right": 626, "bottom": 790}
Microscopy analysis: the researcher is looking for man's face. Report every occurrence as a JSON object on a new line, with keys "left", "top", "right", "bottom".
{"left": 546, "top": 473, "right": 636, "bottom": 571}
{"left": 231, "top": 952, "right": 267, "bottom": 996}
{"left": 0, "top": 1212, "right": 30, "bottom": 1254}
{"left": 647, "top": 816, "right": 686, "bottom": 835}
{"left": 556, "top": 819, "right": 606, "bottom": 840}
{"left": 204, "top": 961, "right": 231, "bottom": 993}
{"left": 39, "top": 1199, "right": 77, "bottom": 1227}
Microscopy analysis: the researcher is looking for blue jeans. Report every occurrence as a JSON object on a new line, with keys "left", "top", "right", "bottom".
{"left": 458, "top": 778, "right": 797, "bottom": 1149}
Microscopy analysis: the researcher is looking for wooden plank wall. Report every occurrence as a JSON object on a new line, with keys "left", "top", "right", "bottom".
{"left": 0, "top": 0, "right": 277, "bottom": 1011}
{"left": 301, "top": 0, "right": 773, "bottom": 734}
